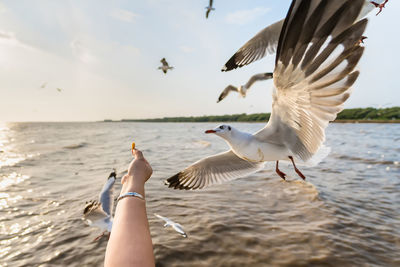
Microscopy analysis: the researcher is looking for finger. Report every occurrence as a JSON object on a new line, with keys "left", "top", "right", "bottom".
{"left": 132, "top": 149, "right": 144, "bottom": 160}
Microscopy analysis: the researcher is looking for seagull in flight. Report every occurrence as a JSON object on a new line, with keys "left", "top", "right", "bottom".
{"left": 166, "top": 0, "right": 368, "bottom": 190}
{"left": 217, "top": 72, "right": 273, "bottom": 103}
{"left": 158, "top": 58, "right": 174, "bottom": 74}
{"left": 83, "top": 170, "right": 116, "bottom": 241}
{"left": 221, "top": 0, "right": 389, "bottom": 72}
{"left": 155, "top": 214, "right": 187, "bottom": 237}
{"left": 205, "top": 0, "right": 215, "bottom": 19}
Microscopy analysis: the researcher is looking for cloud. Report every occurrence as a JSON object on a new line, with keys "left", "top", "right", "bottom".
{"left": 179, "top": 45, "right": 194, "bottom": 53}
{"left": 0, "top": 30, "right": 33, "bottom": 50}
{"left": 0, "top": 2, "right": 7, "bottom": 13}
{"left": 70, "top": 39, "right": 96, "bottom": 63}
{"left": 110, "top": 8, "right": 139, "bottom": 23}
{"left": 225, "top": 7, "right": 270, "bottom": 25}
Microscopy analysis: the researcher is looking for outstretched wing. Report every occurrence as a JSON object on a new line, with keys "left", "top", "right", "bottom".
{"left": 206, "top": 9, "right": 210, "bottom": 18}
{"left": 155, "top": 213, "right": 173, "bottom": 224}
{"left": 165, "top": 150, "right": 265, "bottom": 190}
{"left": 244, "top": 72, "right": 273, "bottom": 89}
{"left": 99, "top": 171, "right": 116, "bottom": 216}
{"left": 217, "top": 85, "right": 238, "bottom": 103}
{"left": 209, "top": 0, "right": 213, "bottom": 7}
{"left": 255, "top": 0, "right": 367, "bottom": 162}
{"left": 222, "top": 19, "right": 284, "bottom": 72}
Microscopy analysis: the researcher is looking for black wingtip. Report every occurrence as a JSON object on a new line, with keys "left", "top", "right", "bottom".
{"left": 221, "top": 54, "right": 240, "bottom": 72}
{"left": 108, "top": 170, "right": 117, "bottom": 179}
{"left": 165, "top": 172, "right": 191, "bottom": 190}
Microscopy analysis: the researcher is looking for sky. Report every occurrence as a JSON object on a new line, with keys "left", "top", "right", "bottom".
{"left": 0, "top": 0, "right": 399, "bottom": 122}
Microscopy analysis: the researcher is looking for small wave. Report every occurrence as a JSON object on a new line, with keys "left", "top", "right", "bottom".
{"left": 185, "top": 140, "right": 211, "bottom": 149}
{"left": 63, "top": 142, "right": 88, "bottom": 150}
{"left": 333, "top": 154, "right": 396, "bottom": 166}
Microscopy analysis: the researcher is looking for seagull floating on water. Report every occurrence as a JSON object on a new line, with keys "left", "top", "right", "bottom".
{"left": 158, "top": 58, "right": 174, "bottom": 74}
{"left": 217, "top": 72, "right": 273, "bottom": 103}
{"left": 83, "top": 170, "right": 116, "bottom": 241}
{"left": 166, "top": 0, "right": 368, "bottom": 190}
{"left": 205, "top": 0, "right": 215, "bottom": 19}
{"left": 155, "top": 214, "right": 187, "bottom": 237}
{"left": 221, "top": 0, "right": 389, "bottom": 72}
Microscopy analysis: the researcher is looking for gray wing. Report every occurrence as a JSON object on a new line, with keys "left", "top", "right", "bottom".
{"left": 99, "top": 171, "right": 116, "bottom": 216}
{"left": 217, "top": 85, "right": 238, "bottom": 103}
{"left": 165, "top": 150, "right": 265, "bottom": 190}
{"left": 244, "top": 72, "right": 273, "bottom": 89}
{"left": 255, "top": 0, "right": 367, "bottom": 162}
{"left": 222, "top": 19, "right": 284, "bottom": 72}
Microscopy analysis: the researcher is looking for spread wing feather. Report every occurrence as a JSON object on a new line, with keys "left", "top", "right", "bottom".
{"left": 255, "top": 0, "right": 367, "bottom": 162}
{"left": 222, "top": 20, "right": 284, "bottom": 72}
{"left": 99, "top": 172, "right": 116, "bottom": 216}
{"left": 165, "top": 151, "right": 265, "bottom": 190}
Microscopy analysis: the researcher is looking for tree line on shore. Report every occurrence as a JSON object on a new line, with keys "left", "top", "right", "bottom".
{"left": 119, "top": 107, "right": 400, "bottom": 123}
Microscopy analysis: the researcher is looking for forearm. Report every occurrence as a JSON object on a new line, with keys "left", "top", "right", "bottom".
{"left": 104, "top": 179, "right": 155, "bottom": 267}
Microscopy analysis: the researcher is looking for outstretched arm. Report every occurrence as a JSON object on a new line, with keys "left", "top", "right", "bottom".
{"left": 104, "top": 149, "right": 155, "bottom": 267}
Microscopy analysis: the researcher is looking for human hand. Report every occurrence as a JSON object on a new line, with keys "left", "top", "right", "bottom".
{"left": 121, "top": 149, "right": 153, "bottom": 195}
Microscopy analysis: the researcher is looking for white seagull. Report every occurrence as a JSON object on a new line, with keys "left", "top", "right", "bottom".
{"left": 217, "top": 72, "right": 273, "bottom": 103}
{"left": 205, "top": 0, "right": 215, "bottom": 19}
{"left": 83, "top": 170, "right": 116, "bottom": 241}
{"left": 158, "top": 58, "right": 174, "bottom": 74}
{"left": 154, "top": 214, "right": 187, "bottom": 237}
{"left": 221, "top": 0, "right": 389, "bottom": 72}
{"left": 166, "top": 0, "right": 368, "bottom": 190}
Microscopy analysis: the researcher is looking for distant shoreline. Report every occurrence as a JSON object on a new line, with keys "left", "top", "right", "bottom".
{"left": 104, "top": 107, "right": 400, "bottom": 123}
{"left": 103, "top": 120, "right": 400, "bottom": 124}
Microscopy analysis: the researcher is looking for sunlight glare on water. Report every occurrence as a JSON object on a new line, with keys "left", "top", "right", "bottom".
{"left": 0, "top": 122, "right": 399, "bottom": 266}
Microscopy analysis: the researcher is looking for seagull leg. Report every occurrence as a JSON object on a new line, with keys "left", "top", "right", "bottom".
{"left": 370, "top": 0, "right": 389, "bottom": 16}
{"left": 93, "top": 231, "right": 106, "bottom": 242}
{"left": 275, "top": 161, "right": 286, "bottom": 180}
{"left": 359, "top": 36, "right": 367, "bottom": 45}
{"left": 288, "top": 156, "right": 306, "bottom": 180}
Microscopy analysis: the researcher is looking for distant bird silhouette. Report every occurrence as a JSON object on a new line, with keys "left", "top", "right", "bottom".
{"left": 56, "top": 88, "right": 62, "bottom": 92}
{"left": 158, "top": 58, "right": 174, "bottom": 74}
{"left": 217, "top": 72, "right": 273, "bottom": 103}
{"left": 40, "top": 82, "right": 47, "bottom": 89}
{"left": 205, "top": 0, "right": 215, "bottom": 19}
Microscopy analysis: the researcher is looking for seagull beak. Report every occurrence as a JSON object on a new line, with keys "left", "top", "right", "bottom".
{"left": 205, "top": 130, "right": 216, "bottom": 134}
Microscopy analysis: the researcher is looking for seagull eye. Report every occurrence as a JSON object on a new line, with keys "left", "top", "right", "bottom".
{"left": 228, "top": 126, "right": 231, "bottom": 131}
{"left": 219, "top": 126, "right": 224, "bottom": 130}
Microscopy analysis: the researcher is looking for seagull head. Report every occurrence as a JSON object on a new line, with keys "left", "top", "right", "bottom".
{"left": 205, "top": 124, "right": 233, "bottom": 137}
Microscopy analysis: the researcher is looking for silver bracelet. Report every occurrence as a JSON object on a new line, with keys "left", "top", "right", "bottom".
{"left": 117, "top": 192, "right": 145, "bottom": 202}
